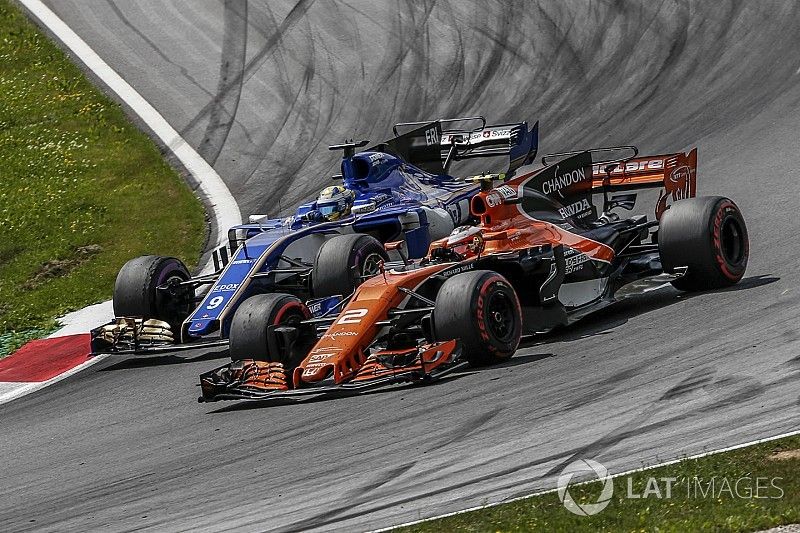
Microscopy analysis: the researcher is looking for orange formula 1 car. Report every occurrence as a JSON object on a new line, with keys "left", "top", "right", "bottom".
{"left": 199, "top": 146, "right": 749, "bottom": 402}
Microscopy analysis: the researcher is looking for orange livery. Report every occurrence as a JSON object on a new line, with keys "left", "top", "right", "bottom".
{"left": 199, "top": 145, "right": 748, "bottom": 402}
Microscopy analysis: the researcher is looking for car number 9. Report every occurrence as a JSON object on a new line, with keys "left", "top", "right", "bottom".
{"left": 207, "top": 296, "right": 224, "bottom": 310}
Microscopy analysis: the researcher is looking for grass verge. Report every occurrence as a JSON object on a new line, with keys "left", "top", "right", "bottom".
{"left": 0, "top": 0, "right": 206, "bottom": 355}
{"left": 396, "top": 434, "right": 800, "bottom": 532}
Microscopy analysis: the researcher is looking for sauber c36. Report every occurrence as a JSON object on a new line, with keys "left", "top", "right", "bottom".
{"left": 199, "top": 145, "right": 749, "bottom": 401}
{"left": 91, "top": 116, "right": 539, "bottom": 354}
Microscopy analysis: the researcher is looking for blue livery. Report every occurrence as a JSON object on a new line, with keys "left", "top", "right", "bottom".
{"left": 184, "top": 117, "right": 539, "bottom": 340}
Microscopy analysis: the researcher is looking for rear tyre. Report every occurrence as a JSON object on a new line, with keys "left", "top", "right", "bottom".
{"left": 113, "top": 255, "right": 192, "bottom": 330}
{"left": 228, "top": 293, "right": 310, "bottom": 362}
{"left": 312, "top": 233, "right": 388, "bottom": 297}
{"left": 659, "top": 196, "right": 749, "bottom": 291}
{"left": 433, "top": 270, "right": 522, "bottom": 366}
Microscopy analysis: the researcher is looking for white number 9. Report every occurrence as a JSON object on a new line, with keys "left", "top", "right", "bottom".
{"left": 207, "top": 296, "right": 224, "bottom": 310}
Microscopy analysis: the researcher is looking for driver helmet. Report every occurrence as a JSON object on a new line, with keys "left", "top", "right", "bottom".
{"left": 445, "top": 225, "right": 485, "bottom": 256}
{"left": 316, "top": 185, "right": 355, "bottom": 221}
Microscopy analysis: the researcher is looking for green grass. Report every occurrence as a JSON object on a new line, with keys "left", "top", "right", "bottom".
{"left": 0, "top": 0, "right": 206, "bottom": 353}
{"left": 397, "top": 435, "right": 800, "bottom": 532}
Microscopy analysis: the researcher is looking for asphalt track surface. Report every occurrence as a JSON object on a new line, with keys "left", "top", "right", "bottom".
{"left": 3, "top": 1, "right": 800, "bottom": 531}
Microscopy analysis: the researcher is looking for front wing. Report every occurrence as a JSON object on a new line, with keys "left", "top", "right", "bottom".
{"left": 198, "top": 340, "right": 463, "bottom": 402}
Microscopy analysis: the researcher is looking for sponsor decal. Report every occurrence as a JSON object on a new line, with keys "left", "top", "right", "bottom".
{"left": 302, "top": 363, "right": 327, "bottom": 376}
{"left": 443, "top": 128, "right": 513, "bottom": 145}
{"left": 656, "top": 160, "right": 695, "bottom": 218}
{"left": 592, "top": 159, "right": 664, "bottom": 176}
{"left": 212, "top": 283, "right": 239, "bottom": 292}
{"left": 542, "top": 165, "right": 589, "bottom": 196}
{"left": 232, "top": 259, "right": 253, "bottom": 265}
{"left": 321, "top": 330, "right": 359, "bottom": 339}
{"left": 446, "top": 201, "right": 462, "bottom": 224}
{"left": 307, "top": 301, "right": 323, "bottom": 315}
{"left": 496, "top": 184, "right": 517, "bottom": 199}
{"left": 438, "top": 262, "right": 476, "bottom": 278}
{"left": 425, "top": 127, "right": 439, "bottom": 146}
{"left": 371, "top": 193, "right": 390, "bottom": 205}
{"left": 559, "top": 198, "right": 593, "bottom": 219}
{"left": 485, "top": 191, "right": 503, "bottom": 208}
{"left": 669, "top": 165, "right": 692, "bottom": 201}
{"left": 564, "top": 251, "right": 590, "bottom": 275}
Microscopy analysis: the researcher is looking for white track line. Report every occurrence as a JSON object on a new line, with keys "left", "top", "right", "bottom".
{"left": 8, "top": 1, "right": 240, "bottom": 392}
{"left": 17, "top": 0, "right": 243, "bottom": 337}
{"left": 18, "top": 0, "right": 242, "bottom": 269}
{"left": 373, "top": 428, "right": 800, "bottom": 532}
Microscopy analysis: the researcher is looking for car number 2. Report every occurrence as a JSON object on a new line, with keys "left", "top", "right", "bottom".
{"left": 337, "top": 308, "right": 368, "bottom": 324}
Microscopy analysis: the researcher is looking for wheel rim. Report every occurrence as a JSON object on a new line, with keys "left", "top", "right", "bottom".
{"left": 720, "top": 216, "right": 745, "bottom": 266}
{"left": 158, "top": 273, "right": 192, "bottom": 319}
{"left": 485, "top": 290, "right": 516, "bottom": 343}
{"left": 279, "top": 310, "right": 305, "bottom": 327}
{"left": 360, "top": 252, "right": 383, "bottom": 279}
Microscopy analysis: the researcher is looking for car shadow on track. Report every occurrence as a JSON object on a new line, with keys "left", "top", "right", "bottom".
{"left": 532, "top": 274, "right": 779, "bottom": 344}
{"left": 203, "top": 372, "right": 476, "bottom": 413}
{"left": 100, "top": 348, "right": 230, "bottom": 371}
{"left": 203, "top": 276, "right": 777, "bottom": 412}
{"left": 205, "top": 354, "right": 559, "bottom": 413}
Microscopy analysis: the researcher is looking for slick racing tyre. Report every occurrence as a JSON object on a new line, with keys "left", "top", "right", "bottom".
{"left": 659, "top": 196, "right": 749, "bottom": 291}
{"left": 113, "top": 255, "right": 193, "bottom": 330}
{"left": 434, "top": 270, "right": 522, "bottom": 366}
{"left": 229, "top": 293, "right": 311, "bottom": 362}
{"left": 312, "top": 233, "right": 388, "bottom": 297}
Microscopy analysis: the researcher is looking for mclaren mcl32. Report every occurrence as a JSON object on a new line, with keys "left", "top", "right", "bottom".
{"left": 91, "top": 116, "right": 539, "bottom": 354}
{"left": 199, "top": 145, "right": 749, "bottom": 401}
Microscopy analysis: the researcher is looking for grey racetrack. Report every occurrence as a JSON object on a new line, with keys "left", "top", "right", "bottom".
{"left": 2, "top": 1, "right": 799, "bottom": 531}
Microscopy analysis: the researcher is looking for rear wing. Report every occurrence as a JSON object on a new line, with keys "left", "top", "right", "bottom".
{"left": 588, "top": 148, "right": 697, "bottom": 219}
{"left": 588, "top": 149, "right": 697, "bottom": 195}
{"left": 529, "top": 146, "right": 698, "bottom": 222}
{"left": 378, "top": 116, "right": 538, "bottom": 176}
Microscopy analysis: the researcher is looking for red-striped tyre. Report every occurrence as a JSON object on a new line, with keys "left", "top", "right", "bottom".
{"left": 433, "top": 270, "right": 522, "bottom": 366}
{"left": 229, "top": 293, "right": 311, "bottom": 362}
{"left": 659, "top": 196, "right": 749, "bottom": 291}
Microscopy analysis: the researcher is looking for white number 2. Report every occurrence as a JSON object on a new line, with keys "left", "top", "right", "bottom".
{"left": 337, "top": 308, "right": 368, "bottom": 324}
{"left": 207, "top": 296, "right": 224, "bottom": 310}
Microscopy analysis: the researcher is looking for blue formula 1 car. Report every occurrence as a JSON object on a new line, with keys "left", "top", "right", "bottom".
{"left": 92, "top": 116, "right": 539, "bottom": 353}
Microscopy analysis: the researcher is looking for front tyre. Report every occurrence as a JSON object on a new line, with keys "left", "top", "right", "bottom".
{"left": 228, "top": 293, "right": 311, "bottom": 362}
{"left": 433, "top": 270, "right": 522, "bottom": 366}
{"left": 659, "top": 196, "right": 749, "bottom": 291}
{"left": 312, "top": 233, "right": 388, "bottom": 297}
{"left": 113, "top": 255, "right": 193, "bottom": 330}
